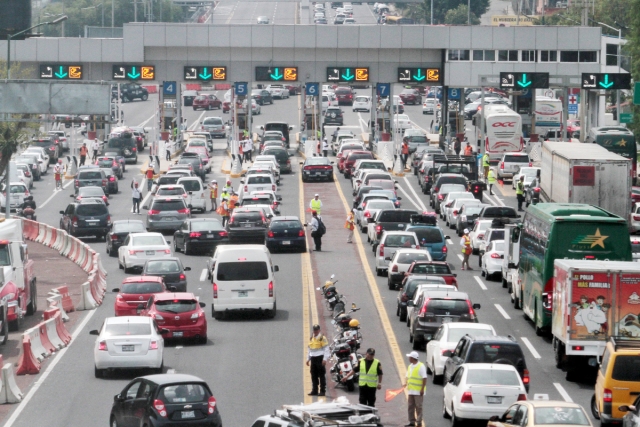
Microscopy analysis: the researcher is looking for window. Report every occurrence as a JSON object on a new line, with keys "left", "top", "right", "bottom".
{"left": 472, "top": 50, "right": 495, "bottom": 61}
{"left": 612, "top": 355, "right": 640, "bottom": 381}
{"left": 498, "top": 50, "right": 518, "bottom": 61}
{"left": 217, "top": 261, "right": 269, "bottom": 281}
{"left": 606, "top": 44, "right": 618, "bottom": 66}
{"left": 579, "top": 51, "right": 598, "bottom": 62}
{"left": 560, "top": 50, "right": 579, "bottom": 62}
{"left": 522, "top": 50, "right": 537, "bottom": 62}
{"left": 540, "top": 50, "right": 558, "bottom": 62}
{"left": 448, "top": 49, "right": 470, "bottom": 61}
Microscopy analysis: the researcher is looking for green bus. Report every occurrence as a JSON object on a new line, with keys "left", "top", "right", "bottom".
{"left": 586, "top": 126, "right": 637, "bottom": 184}
{"left": 517, "top": 203, "right": 632, "bottom": 335}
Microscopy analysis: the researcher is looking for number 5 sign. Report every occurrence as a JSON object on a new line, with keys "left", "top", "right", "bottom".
{"left": 235, "top": 82, "right": 248, "bottom": 96}
{"left": 306, "top": 83, "right": 319, "bottom": 96}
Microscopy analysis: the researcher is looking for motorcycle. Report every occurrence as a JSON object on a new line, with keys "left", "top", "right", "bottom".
{"left": 329, "top": 305, "right": 363, "bottom": 392}
{"left": 16, "top": 208, "right": 36, "bottom": 221}
{"left": 332, "top": 303, "right": 360, "bottom": 333}
{"left": 317, "top": 274, "right": 345, "bottom": 314}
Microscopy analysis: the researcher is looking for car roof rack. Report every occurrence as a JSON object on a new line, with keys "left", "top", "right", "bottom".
{"left": 410, "top": 213, "right": 437, "bottom": 226}
{"left": 609, "top": 337, "right": 640, "bottom": 351}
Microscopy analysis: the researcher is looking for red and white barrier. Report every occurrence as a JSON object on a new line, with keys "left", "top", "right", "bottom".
{"left": 16, "top": 336, "right": 40, "bottom": 375}
{"left": 51, "top": 286, "right": 74, "bottom": 314}
{"left": 43, "top": 308, "right": 71, "bottom": 345}
{"left": 43, "top": 316, "right": 65, "bottom": 351}
{"left": 46, "top": 292, "right": 69, "bottom": 322}
{"left": 76, "top": 282, "right": 97, "bottom": 311}
{"left": 1, "top": 361, "right": 23, "bottom": 403}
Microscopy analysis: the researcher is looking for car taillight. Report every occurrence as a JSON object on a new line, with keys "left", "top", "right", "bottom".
{"left": 461, "top": 391, "right": 473, "bottom": 404}
{"left": 523, "top": 369, "right": 530, "bottom": 385}
{"left": 24, "top": 171, "right": 30, "bottom": 177}
{"left": 208, "top": 397, "right": 217, "bottom": 414}
{"left": 110, "top": 234, "right": 119, "bottom": 241}
{"left": 102, "top": 196, "right": 108, "bottom": 202}
{"left": 154, "top": 399, "right": 167, "bottom": 418}
{"left": 500, "top": 162, "right": 504, "bottom": 169}
{"left": 190, "top": 232, "right": 201, "bottom": 238}
{"left": 379, "top": 244, "right": 384, "bottom": 255}
{"left": 213, "top": 283, "right": 218, "bottom": 298}
{"left": 268, "top": 281, "right": 273, "bottom": 297}
{"left": 391, "top": 264, "right": 398, "bottom": 272}
{"left": 72, "top": 216, "right": 78, "bottom": 227}
{"left": 634, "top": 215, "right": 640, "bottom": 221}
{"left": 298, "top": 229, "right": 305, "bottom": 237}
{"left": 244, "top": 185, "right": 248, "bottom": 192}
{"left": 442, "top": 246, "right": 448, "bottom": 253}
{"left": 163, "top": 249, "right": 171, "bottom": 254}
{"left": 438, "top": 194, "right": 444, "bottom": 200}
{"left": 529, "top": 162, "right": 532, "bottom": 167}
{"left": 604, "top": 388, "right": 612, "bottom": 402}
{"left": 149, "top": 341, "right": 158, "bottom": 350}
{"left": 364, "top": 211, "right": 371, "bottom": 218}
{"left": 375, "top": 225, "right": 382, "bottom": 233}
{"left": 534, "top": 187, "right": 540, "bottom": 193}
{"left": 218, "top": 231, "right": 228, "bottom": 237}
{"left": 465, "top": 299, "right": 476, "bottom": 320}
{"left": 453, "top": 210, "right": 458, "bottom": 215}
{"left": 132, "top": 147, "right": 137, "bottom": 152}
{"left": 98, "top": 341, "right": 107, "bottom": 351}
{"left": 517, "top": 394, "right": 527, "bottom": 401}
{"left": 478, "top": 234, "right": 484, "bottom": 239}
{"left": 109, "top": 176, "right": 115, "bottom": 182}
{"left": 267, "top": 230, "right": 274, "bottom": 238}
{"left": 542, "top": 292, "right": 552, "bottom": 310}
{"left": 178, "top": 208, "right": 190, "bottom": 214}
{"left": 148, "top": 209, "right": 160, "bottom": 215}
{"left": 491, "top": 252, "right": 501, "bottom": 258}
{"left": 75, "top": 179, "right": 79, "bottom": 186}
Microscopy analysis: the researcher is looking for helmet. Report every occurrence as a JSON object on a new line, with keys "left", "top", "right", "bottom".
{"left": 349, "top": 319, "right": 360, "bottom": 328}
{"left": 211, "top": 180, "right": 217, "bottom": 184}
{"left": 323, "top": 280, "right": 333, "bottom": 289}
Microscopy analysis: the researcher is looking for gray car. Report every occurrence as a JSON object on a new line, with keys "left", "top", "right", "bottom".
{"left": 146, "top": 196, "right": 190, "bottom": 232}
{"left": 201, "top": 116, "right": 226, "bottom": 138}
{"left": 75, "top": 167, "right": 108, "bottom": 194}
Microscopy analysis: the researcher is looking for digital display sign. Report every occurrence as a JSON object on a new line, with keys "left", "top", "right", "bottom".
{"left": 326, "top": 67, "right": 369, "bottom": 83}
{"left": 397, "top": 67, "right": 441, "bottom": 83}
{"left": 255, "top": 66, "right": 298, "bottom": 82}
{"left": 184, "top": 66, "right": 227, "bottom": 81}
{"left": 40, "top": 64, "right": 83, "bottom": 80}
{"left": 112, "top": 65, "right": 155, "bottom": 81}
{"left": 499, "top": 72, "right": 549, "bottom": 89}
{"left": 581, "top": 73, "right": 631, "bottom": 90}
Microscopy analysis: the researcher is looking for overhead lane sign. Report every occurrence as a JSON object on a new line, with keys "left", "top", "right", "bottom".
{"left": 255, "top": 66, "right": 298, "bottom": 82}
{"left": 327, "top": 67, "right": 369, "bottom": 83}
{"left": 499, "top": 72, "right": 549, "bottom": 89}
{"left": 40, "top": 64, "right": 83, "bottom": 80}
{"left": 397, "top": 67, "right": 441, "bottom": 84}
{"left": 184, "top": 66, "right": 227, "bottom": 81}
{"left": 581, "top": 73, "right": 631, "bottom": 90}
{"left": 112, "top": 65, "right": 155, "bottom": 81}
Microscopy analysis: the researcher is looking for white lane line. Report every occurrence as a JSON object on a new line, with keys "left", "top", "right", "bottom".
{"left": 137, "top": 113, "right": 156, "bottom": 128}
{"left": 39, "top": 179, "right": 74, "bottom": 209}
{"left": 494, "top": 303, "right": 511, "bottom": 319}
{"left": 3, "top": 307, "right": 99, "bottom": 427}
{"left": 167, "top": 368, "right": 177, "bottom": 374}
{"left": 401, "top": 177, "right": 427, "bottom": 211}
{"left": 457, "top": 254, "right": 463, "bottom": 261}
{"left": 199, "top": 268, "right": 208, "bottom": 282}
{"left": 520, "top": 337, "right": 542, "bottom": 359}
{"left": 447, "top": 238, "right": 453, "bottom": 245}
{"left": 395, "top": 184, "right": 423, "bottom": 212}
{"left": 474, "top": 276, "right": 488, "bottom": 290}
{"left": 554, "top": 383, "right": 573, "bottom": 402}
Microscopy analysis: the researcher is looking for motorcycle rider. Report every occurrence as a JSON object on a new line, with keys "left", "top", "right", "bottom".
{"left": 342, "top": 347, "right": 383, "bottom": 407}
{"left": 19, "top": 196, "right": 37, "bottom": 220}
{"left": 306, "top": 324, "right": 329, "bottom": 396}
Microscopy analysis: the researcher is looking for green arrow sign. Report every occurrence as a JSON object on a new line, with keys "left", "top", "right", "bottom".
{"left": 127, "top": 66, "right": 141, "bottom": 79}
{"left": 341, "top": 68, "right": 354, "bottom": 81}
{"left": 270, "top": 68, "right": 283, "bottom": 80}
{"left": 199, "top": 67, "right": 212, "bottom": 80}
{"left": 517, "top": 73, "right": 532, "bottom": 88}
{"left": 413, "top": 69, "right": 425, "bottom": 82}
{"left": 599, "top": 74, "right": 614, "bottom": 89}
{"left": 54, "top": 66, "right": 68, "bottom": 79}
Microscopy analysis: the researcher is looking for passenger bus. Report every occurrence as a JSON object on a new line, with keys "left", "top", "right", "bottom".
{"left": 474, "top": 104, "right": 524, "bottom": 164}
{"left": 586, "top": 126, "right": 637, "bottom": 184}
{"left": 515, "top": 203, "right": 632, "bottom": 335}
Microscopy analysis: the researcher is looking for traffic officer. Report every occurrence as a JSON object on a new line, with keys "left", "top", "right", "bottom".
{"left": 218, "top": 197, "right": 230, "bottom": 226}
{"left": 404, "top": 351, "right": 427, "bottom": 427}
{"left": 322, "top": 139, "right": 330, "bottom": 157}
{"left": 223, "top": 180, "right": 233, "bottom": 194}
{"left": 145, "top": 163, "right": 154, "bottom": 192}
{"left": 53, "top": 159, "right": 63, "bottom": 191}
{"left": 306, "top": 324, "right": 329, "bottom": 396}
{"left": 460, "top": 228, "right": 473, "bottom": 271}
{"left": 79, "top": 143, "right": 88, "bottom": 166}
{"left": 487, "top": 167, "right": 497, "bottom": 195}
{"left": 463, "top": 142, "right": 473, "bottom": 156}
{"left": 220, "top": 187, "right": 231, "bottom": 208}
{"left": 516, "top": 175, "right": 525, "bottom": 211}
{"left": 309, "top": 194, "right": 322, "bottom": 215}
{"left": 482, "top": 152, "right": 490, "bottom": 181}
{"left": 228, "top": 191, "right": 239, "bottom": 213}
{"left": 343, "top": 348, "right": 383, "bottom": 407}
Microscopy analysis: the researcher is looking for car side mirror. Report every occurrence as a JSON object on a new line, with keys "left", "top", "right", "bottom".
{"left": 59, "top": 210, "right": 65, "bottom": 215}
{"left": 444, "top": 235, "right": 450, "bottom": 240}
{"left": 184, "top": 267, "right": 191, "bottom": 271}
{"left": 69, "top": 194, "right": 75, "bottom": 198}
{"left": 89, "top": 329, "right": 99, "bottom": 335}
{"left": 407, "top": 301, "right": 415, "bottom": 307}
{"left": 472, "top": 303, "right": 481, "bottom": 309}
{"left": 385, "top": 257, "right": 392, "bottom": 261}
{"left": 508, "top": 262, "right": 516, "bottom": 269}
{"left": 240, "top": 180, "right": 245, "bottom": 184}
{"left": 397, "top": 196, "right": 402, "bottom": 200}
{"left": 112, "top": 288, "right": 120, "bottom": 293}
{"left": 489, "top": 416, "right": 500, "bottom": 422}
{"left": 356, "top": 207, "right": 362, "bottom": 210}
{"left": 142, "top": 205, "right": 148, "bottom": 210}
{"left": 442, "top": 350, "right": 453, "bottom": 357}
{"left": 199, "top": 302, "right": 206, "bottom": 308}
{"left": 114, "top": 394, "right": 124, "bottom": 402}
{"left": 367, "top": 218, "right": 374, "bottom": 223}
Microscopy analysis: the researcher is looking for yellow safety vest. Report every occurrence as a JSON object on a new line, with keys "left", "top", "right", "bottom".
{"left": 462, "top": 235, "right": 471, "bottom": 254}
{"left": 309, "top": 334, "right": 328, "bottom": 350}
{"left": 220, "top": 191, "right": 230, "bottom": 201}
{"left": 406, "top": 363, "right": 425, "bottom": 392}
{"left": 487, "top": 170, "right": 497, "bottom": 184}
{"left": 210, "top": 186, "right": 218, "bottom": 199}
{"left": 311, "top": 199, "right": 322, "bottom": 213}
{"left": 516, "top": 181, "right": 524, "bottom": 196}
{"left": 359, "top": 359, "right": 380, "bottom": 387}
{"left": 482, "top": 154, "right": 490, "bottom": 167}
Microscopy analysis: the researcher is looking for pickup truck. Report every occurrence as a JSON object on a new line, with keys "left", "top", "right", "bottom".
{"left": 367, "top": 209, "right": 419, "bottom": 250}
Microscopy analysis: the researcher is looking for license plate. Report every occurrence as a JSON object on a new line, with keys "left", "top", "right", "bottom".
{"left": 487, "top": 396, "right": 502, "bottom": 404}
{"left": 182, "top": 411, "right": 195, "bottom": 419}
{"left": 146, "top": 250, "right": 155, "bottom": 255}
{"left": 122, "top": 345, "right": 134, "bottom": 352}
{"left": 242, "top": 224, "right": 252, "bottom": 228}
{"left": 173, "top": 331, "right": 183, "bottom": 337}
{"left": 398, "top": 224, "right": 404, "bottom": 227}
{"left": 86, "top": 220, "right": 98, "bottom": 223}
{"left": 238, "top": 291, "right": 248, "bottom": 297}
{"left": 282, "top": 241, "right": 291, "bottom": 245}
{"left": 162, "top": 217, "right": 175, "bottom": 221}
{"left": 257, "top": 187, "right": 263, "bottom": 190}
{"left": 207, "top": 234, "right": 213, "bottom": 238}
{"left": 442, "top": 317, "right": 452, "bottom": 323}
{"left": 328, "top": 297, "right": 336, "bottom": 302}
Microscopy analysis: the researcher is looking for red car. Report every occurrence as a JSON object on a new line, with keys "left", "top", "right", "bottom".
{"left": 399, "top": 88, "right": 422, "bottom": 105}
{"left": 404, "top": 261, "right": 458, "bottom": 287}
{"left": 334, "top": 87, "right": 354, "bottom": 106}
{"left": 193, "top": 94, "right": 222, "bottom": 111}
{"left": 222, "top": 99, "right": 243, "bottom": 114}
{"left": 112, "top": 276, "right": 167, "bottom": 317}
{"left": 337, "top": 149, "right": 356, "bottom": 173}
{"left": 141, "top": 292, "right": 207, "bottom": 343}
{"left": 343, "top": 151, "right": 374, "bottom": 177}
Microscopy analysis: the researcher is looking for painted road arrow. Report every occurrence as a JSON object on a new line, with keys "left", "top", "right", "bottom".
{"left": 341, "top": 68, "right": 354, "bottom": 81}
{"left": 55, "top": 66, "right": 68, "bottom": 79}
{"left": 199, "top": 68, "right": 212, "bottom": 80}
{"left": 127, "top": 66, "right": 141, "bottom": 79}
{"left": 516, "top": 73, "right": 532, "bottom": 88}
{"left": 599, "top": 74, "right": 614, "bottom": 89}
{"left": 413, "top": 69, "right": 425, "bottom": 81}
{"left": 270, "top": 68, "right": 283, "bottom": 80}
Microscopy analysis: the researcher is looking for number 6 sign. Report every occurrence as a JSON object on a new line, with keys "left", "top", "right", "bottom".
{"left": 306, "top": 83, "right": 319, "bottom": 96}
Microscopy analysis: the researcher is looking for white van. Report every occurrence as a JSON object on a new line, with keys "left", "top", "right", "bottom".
{"left": 210, "top": 244, "right": 278, "bottom": 319}
{"left": 176, "top": 176, "right": 207, "bottom": 213}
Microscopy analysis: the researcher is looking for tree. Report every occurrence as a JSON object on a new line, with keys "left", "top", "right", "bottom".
{"left": 396, "top": 0, "right": 488, "bottom": 24}
{"left": 624, "top": 0, "right": 640, "bottom": 137}
{"left": 444, "top": 4, "right": 480, "bottom": 24}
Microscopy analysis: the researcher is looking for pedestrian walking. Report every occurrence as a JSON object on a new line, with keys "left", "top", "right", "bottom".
{"left": 217, "top": 197, "right": 230, "bottom": 226}
{"left": 237, "top": 141, "right": 243, "bottom": 166}
{"left": 404, "top": 351, "right": 427, "bottom": 427}
{"left": 244, "top": 137, "right": 253, "bottom": 162}
{"left": 309, "top": 210, "right": 325, "bottom": 252}
{"left": 145, "top": 163, "right": 154, "bottom": 192}
{"left": 322, "top": 139, "right": 329, "bottom": 157}
{"left": 516, "top": 175, "right": 525, "bottom": 211}
{"left": 209, "top": 180, "right": 218, "bottom": 212}
{"left": 306, "top": 324, "right": 329, "bottom": 396}
{"left": 91, "top": 138, "right": 101, "bottom": 162}
{"left": 79, "top": 143, "right": 88, "bottom": 166}
{"left": 165, "top": 140, "right": 172, "bottom": 161}
{"left": 131, "top": 180, "right": 142, "bottom": 214}
{"left": 309, "top": 194, "right": 322, "bottom": 215}
{"left": 332, "top": 127, "right": 340, "bottom": 143}
{"left": 482, "top": 152, "right": 490, "bottom": 181}
{"left": 487, "top": 167, "right": 497, "bottom": 195}
{"left": 401, "top": 140, "right": 409, "bottom": 170}
{"left": 345, "top": 209, "right": 355, "bottom": 243}
{"left": 343, "top": 348, "right": 383, "bottom": 406}
{"left": 460, "top": 228, "right": 473, "bottom": 271}
{"left": 53, "top": 159, "right": 63, "bottom": 190}
{"left": 463, "top": 142, "right": 473, "bottom": 156}
{"left": 454, "top": 138, "right": 461, "bottom": 156}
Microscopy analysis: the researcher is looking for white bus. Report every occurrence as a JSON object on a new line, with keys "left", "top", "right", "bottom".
{"left": 474, "top": 104, "right": 524, "bottom": 163}
{"left": 534, "top": 96, "right": 563, "bottom": 136}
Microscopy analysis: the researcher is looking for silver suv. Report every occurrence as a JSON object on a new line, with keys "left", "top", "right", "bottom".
{"left": 146, "top": 196, "right": 190, "bottom": 232}
{"left": 201, "top": 117, "right": 226, "bottom": 138}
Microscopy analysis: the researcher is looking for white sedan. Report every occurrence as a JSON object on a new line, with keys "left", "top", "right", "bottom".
{"left": 0, "top": 182, "right": 29, "bottom": 211}
{"left": 425, "top": 323, "right": 496, "bottom": 384}
{"left": 352, "top": 96, "right": 371, "bottom": 112}
{"left": 24, "top": 147, "right": 51, "bottom": 167}
{"left": 481, "top": 240, "right": 505, "bottom": 280}
{"left": 91, "top": 316, "right": 164, "bottom": 378}
{"left": 118, "top": 232, "right": 172, "bottom": 273}
{"left": 470, "top": 219, "right": 493, "bottom": 255}
{"left": 15, "top": 163, "right": 34, "bottom": 189}
{"left": 443, "top": 363, "right": 528, "bottom": 424}
{"left": 511, "top": 167, "right": 540, "bottom": 189}
{"left": 242, "top": 98, "right": 261, "bottom": 115}
{"left": 393, "top": 114, "right": 411, "bottom": 133}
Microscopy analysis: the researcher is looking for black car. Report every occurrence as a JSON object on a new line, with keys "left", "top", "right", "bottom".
{"left": 262, "top": 147, "right": 292, "bottom": 174}
{"left": 15, "top": 155, "right": 41, "bottom": 181}
{"left": 442, "top": 335, "right": 529, "bottom": 390}
{"left": 396, "top": 275, "right": 447, "bottom": 321}
{"left": 300, "top": 157, "right": 334, "bottom": 182}
{"left": 455, "top": 203, "right": 487, "bottom": 236}
{"left": 30, "top": 137, "right": 60, "bottom": 163}
{"left": 106, "top": 220, "right": 146, "bottom": 256}
{"left": 60, "top": 199, "right": 111, "bottom": 240}
{"left": 177, "top": 155, "right": 206, "bottom": 180}
{"left": 477, "top": 205, "right": 519, "bottom": 220}
{"left": 141, "top": 257, "right": 191, "bottom": 292}
{"left": 266, "top": 216, "right": 306, "bottom": 252}
{"left": 109, "top": 374, "right": 222, "bottom": 427}
{"left": 113, "top": 82, "right": 149, "bottom": 102}
{"left": 104, "top": 132, "right": 138, "bottom": 164}
{"left": 324, "top": 107, "right": 344, "bottom": 125}
{"left": 173, "top": 218, "right": 228, "bottom": 255}
{"left": 226, "top": 208, "right": 268, "bottom": 244}
{"left": 251, "top": 89, "right": 273, "bottom": 105}
{"left": 101, "top": 168, "right": 119, "bottom": 194}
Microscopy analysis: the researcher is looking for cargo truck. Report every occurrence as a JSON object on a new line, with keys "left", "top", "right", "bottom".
{"left": 539, "top": 141, "right": 631, "bottom": 221}
{"left": 552, "top": 260, "right": 640, "bottom": 378}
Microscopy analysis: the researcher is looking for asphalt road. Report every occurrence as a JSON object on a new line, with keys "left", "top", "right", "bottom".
{"left": 2, "top": 90, "right": 597, "bottom": 427}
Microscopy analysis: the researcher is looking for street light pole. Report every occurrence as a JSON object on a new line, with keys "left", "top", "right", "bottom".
{"left": 467, "top": 0, "right": 470, "bottom": 24}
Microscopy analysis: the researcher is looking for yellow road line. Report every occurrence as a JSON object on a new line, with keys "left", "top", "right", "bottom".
{"left": 300, "top": 166, "right": 319, "bottom": 404}
{"left": 332, "top": 172, "right": 409, "bottom": 397}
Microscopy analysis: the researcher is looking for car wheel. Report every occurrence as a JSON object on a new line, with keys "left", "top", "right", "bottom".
{"left": 442, "top": 398, "right": 451, "bottom": 419}
{"left": 26, "top": 281, "right": 37, "bottom": 315}
{"left": 451, "top": 407, "right": 463, "bottom": 427}
{"left": 502, "top": 277, "right": 508, "bottom": 288}
{"left": 110, "top": 416, "right": 119, "bottom": 427}
{"left": 118, "top": 258, "right": 123, "bottom": 269}
{"left": 198, "top": 334, "right": 208, "bottom": 344}
{"left": 174, "top": 239, "right": 181, "bottom": 252}
{"left": 95, "top": 365, "right": 104, "bottom": 378}
{"left": 387, "top": 278, "right": 394, "bottom": 290}
{"left": 142, "top": 94, "right": 148, "bottom": 101}
{"left": 412, "top": 336, "right": 422, "bottom": 350}
{"left": 591, "top": 395, "right": 601, "bottom": 420}
{"left": 184, "top": 241, "right": 191, "bottom": 255}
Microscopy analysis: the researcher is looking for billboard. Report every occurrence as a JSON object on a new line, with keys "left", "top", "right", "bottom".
{"left": 0, "top": 81, "right": 111, "bottom": 115}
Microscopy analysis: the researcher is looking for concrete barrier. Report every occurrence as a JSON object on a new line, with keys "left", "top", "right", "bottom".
{"left": 43, "top": 317, "right": 65, "bottom": 351}
{"left": 46, "top": 293, "right": 69, "bottom": 322}
{"left": 76, "top": 282, "right": 97, "bottom": 311}
{"left": 23, "top": 326, "right": 49, "bottom": 361}
{"left": 51, "top": 286, "right": 75, "bottom": 314}
{"left": 36, "top": 322, "right": 56, "bottom": 355}
{"left": 15, "top": 336, "right": 41, "bottom": 375}
{"left": 2, "top": 363, "right": 23, "bottom": 403}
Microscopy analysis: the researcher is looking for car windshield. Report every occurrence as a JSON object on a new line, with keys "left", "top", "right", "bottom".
{"left": 263, "top": 149, "right": 289, "bottom": 162}
{"left": 145, "top": 260, "right": 181, "bottom": 273}
{"left": 107, "top": 136, "right": 134, "bottom": 149}
{"left": 384, "top": 235, "right": 416, "bottom": 247}
{"left": 466, "top": 369, "right": 521, "bottom": 386}
{"left": 439, "top": 184, "right": 467, "bottom": 193}
{"left": 467, "top": 344, "right": 524, "bottom": 366}
{"left": 411, "top": 228, "right": 444, "bottom": 244}
{"left": 121, "top": 282, "right": 164, "bottom": 294}
{"left": 504, "top": 155, "right": 530, "bottom": 163}
{"left": 155, "top": 299, "right": 197, "bottom": 313}
{"left": 159, "top": 384, "right": 210, "bottom": 404}
{"left": 411, "top": 263, "right": 450, "bottom": 274}
{"left": 447, "top": 327, "right": 493, "bottom": 342}
{"left": 248, "top": 176, "right": 272, "bottom": 184}
{"left": 76, "top": 204, "right": 108, "bottom": 216}
{"left": 217, "top": 262, "right": 269, "bottom": 281}
{"left": 114, "top": 222, "right": 145, "bottom": 233}
{"left": 488, "top": 230, "right": 505, "bottom": 241}
{"left": 612, "top": 356, "right": 640, "bottom": 381}
{"left": 158, "top": 176, "right": 180, "bottom": 186}
{"left": 464, "top": 206, "right": 484, "bottom": 215}
{"left": 10, "top": 185, "right": 27, "bottom": 193}
{"left": 132, "top": 236, "right": 165, "bottom": 246}
{"left": 425, "top": 299, "right": 468, "bottom": 315}
{"left": 397, "top": 252, "right": 430, "bottom": 264}
{"left": 271, "top": 220, "right": 302, "bottom": 230}
{"left": 158, "top": 187, "right": 185, "bottom": 196}
{"left": 152, "top": 200, "right": 186, "bottom": 211}
{"left": 203, "top": 118, "right": 223, "bottom": 125}
{"left": 533, "top": 407, "right": 590, "bottom": 425}
{"left": 103, "top": 323, "right": 151, "bottom": 336}
{"left": 366, "top": 201, "right": 395, "bottom": 210}
{"left": 191, "top": 220, "right": 222, "bottom": 232}
{"left": 179, "top": 180, "right": 201, "bottom": 192}
{"left": 79, "top": 171, "right": 103, "bottom": 180}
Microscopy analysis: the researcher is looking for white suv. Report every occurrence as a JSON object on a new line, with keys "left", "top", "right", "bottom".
{"left": 374, "top": 231, "right": 419, "bottom": 276}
